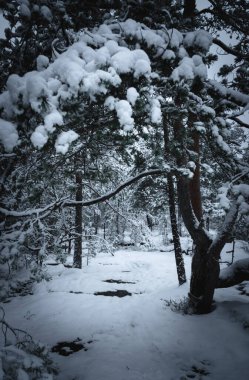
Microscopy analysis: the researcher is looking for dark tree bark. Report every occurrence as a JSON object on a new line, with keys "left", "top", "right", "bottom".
{"left": 167, "top": 174, "right": 186, "bottom": 285}
{"left": 189, "top": 126, "right": 202, "bottom": 221}
{"left": 73, "top": 170, "right": 83, "bottom": 268}
{"left": 183, "top": 0, "right": 196, "bottom": 18}
{"left": 163, "top": 119, "right": 186, "bottom": 285}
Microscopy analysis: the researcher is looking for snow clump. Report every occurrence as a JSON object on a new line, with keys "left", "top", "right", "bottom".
{"left": 55, "top": 130, "right": 79, "bottom": 154}
{"left": 0, "top": 119, "right": 19, "bottom": 152}
{"left": 151, "top": 99, "right": 162, "bottom": 124}
{"left": 37, "top": 55, "right": 50, "bottom": 71}
{"left": 171, "top": 55, "right": 207, "bottom": 81}
{"left": 115, "top": 100, "right": 134, "bottom": 132}
{"left": 184, "top": 30, "right": 212, "bottom": 54}
{"left": 127, "top": 87, "right": 139, "bottom": 106}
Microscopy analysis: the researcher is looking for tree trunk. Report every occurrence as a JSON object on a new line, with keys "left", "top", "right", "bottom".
{"left": 73, "top": 170, "right": 83, "bottom": 268}
{"left": 189, "top": 126, "right": 202, "bottom": 221}
{"left": 183, "top": 0, "right": 196, "bottom": 18}
{"left": 167, "top": 173, "right": 186, "bottom": 285}
{"left": 163, "top": 118, "right": 186, "bottom": 285}
{"left": 177, "top": 174, "right": 239, "bottom": 313}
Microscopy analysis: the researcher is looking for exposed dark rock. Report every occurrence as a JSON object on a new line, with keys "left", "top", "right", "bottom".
{"left": 94, "top": 290, "right": 132, "bottom": 297}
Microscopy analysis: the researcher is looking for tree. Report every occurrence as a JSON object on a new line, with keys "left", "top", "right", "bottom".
{"left": 0, "top": 1, "right": 248, "bottom": 312}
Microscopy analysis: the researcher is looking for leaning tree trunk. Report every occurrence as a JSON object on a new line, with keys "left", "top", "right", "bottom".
{"left": 73, "top": 170, "right": 83, "bottom": 268}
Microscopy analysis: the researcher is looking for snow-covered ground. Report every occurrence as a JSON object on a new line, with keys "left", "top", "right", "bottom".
{"left": 1, "top": 235, "right": 249, "bottom": 380}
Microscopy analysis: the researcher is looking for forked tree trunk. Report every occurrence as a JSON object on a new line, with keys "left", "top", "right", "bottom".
{"left": 73, "top": 170, "right": 83, "bottom": 268}
{"left": 177, "top": 174, "right": 239, "bottom": 313}
{"left": 172, "top": 106, "right": 220, "bottom": 313}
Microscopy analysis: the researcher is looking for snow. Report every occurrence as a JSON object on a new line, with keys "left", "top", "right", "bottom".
{"left": 37, "top": 55, "right": 50, "bottom": 72}
{"left": 115, "top": 100, "right": 134, "bottom": 132}
{"left": 126, "top": 88, "right": 139, "bottom": 106}
{"left": 30, "top": 125, "right": 49, "bottom": 149}
{"left": 134, "top": 58, "right": 151, "bottom": 78}
{"left": 40, "top": 5, "right": 53, "bottom": 22}
{"left": 104, "top": 96, "right": 116, "bottom": 111}
{"left": 1, "top": 235, "right": 249, "bottom": 380}
{"left": 184, "top": 30, "right": 212, "bottom": 54}
{"left": 200, "top": 105, "right": 216, "bottom": 118}
{"left": 211, "top": 124, "right": 231, "bottom": 154}
{"left": 0, "top": 119, "right": 19, "bottom": 152}
{"left": 30, "top": 110, "right": 64, "bottom": 150}
{"left": 151, "top": 99, "right": 162, "bottom": 124}
{"left": 55, "top": 130, "right": 79, "bottom": 155}
{"left": 209, "top": 80, "right": 249, "bottom": 105}
{"left": 171, "top": 55, "right": 207, "bottom": 82}
{"left": 217, "top": 184, "right": 231, "bottom": 210}
{"left": 161, "top": 49, "right": 175, "bottom": 60}
{"left": 168, "top": 29, "right": 183, "bottom": 49}
{"left": 19, "top": 3, "right": 31, "bottom": 19}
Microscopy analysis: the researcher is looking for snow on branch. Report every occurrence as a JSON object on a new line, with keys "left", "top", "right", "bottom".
{"left": 0, "top": 198, "right": 68, "bottom": 218}
{"left": 208, "top": 201, "right": 239, "bottom": 260}
{"left": 217, "top": 259, "right": 249, "bottom": 288}
{"left": 208, "top": 80, "right": 249, "bottom": 106}
{"left": 0, "top": 18, "right": 215, "bottom": 153}
{"left": 0, "top": 169, "right": 166, "bottom": 218}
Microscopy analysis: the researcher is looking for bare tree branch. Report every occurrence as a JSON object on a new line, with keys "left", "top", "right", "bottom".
{"left": 213, "top": 38, "right": 249, "bottom": 61}
{"left": 64, "top": 169, "right": 166, "bottom": 207}
{"left": 229, "top": 116, "right": 249, "bottom": 129}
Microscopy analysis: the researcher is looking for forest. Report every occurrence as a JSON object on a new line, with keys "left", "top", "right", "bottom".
{"left": 0, "top": 0, "right": 249, "bottom": 379}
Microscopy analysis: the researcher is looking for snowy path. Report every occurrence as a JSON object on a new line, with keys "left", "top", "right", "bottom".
{"left": 2, "top": 247, "right": 249, "bottom": 380}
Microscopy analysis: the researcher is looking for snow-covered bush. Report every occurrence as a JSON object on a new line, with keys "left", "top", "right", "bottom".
{"left": 130, "top": 221, "right": 155, "bottom": 249}
{"left": 0, "top": 308, "right": 57, "bottom": 380}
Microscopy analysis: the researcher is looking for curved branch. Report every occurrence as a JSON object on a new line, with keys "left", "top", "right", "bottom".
{"left": 213, "top": 38, "right": 249, "bottom": 61}
{"left": 64, "top": 169, "right": 166, "bottom": 207}
{"left": 1, "top": 169, "right": 166, "bottom": 218}
{"left": 229, "top": 116, "right": 249, "bottom": 129}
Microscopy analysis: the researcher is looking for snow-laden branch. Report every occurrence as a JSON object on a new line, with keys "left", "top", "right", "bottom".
{"left": 217, "top": 258, "right": 249, "bottom": 288}
{"left": 208, "top": 80, "right": 249, "bottom": 106}
{"left": 0, "top": 169, "right": 166, "bottom": 218}
{"left": 64, "top": 169, "right": 166, "bottom": 207}
{"left": 0, "top": 197, "right": 68, "bottom": 218}
{"left": 208, "top": 201, "right": 239, "bottom": 260}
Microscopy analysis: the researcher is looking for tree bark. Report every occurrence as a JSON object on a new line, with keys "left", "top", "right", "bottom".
{"left": 73, "top": 170, "right": 83, "bottom": 268}
{"left": 189, "top": 124, "right": 202, "bottom": 222}
{"left": 163, "top": 118, "right": 186, "bottom": 285}
{"left": 183, "top": 0, "right": 196, "bottom": 18}
{"left": 167, "top": 174, "right": 186, "bottom": 285}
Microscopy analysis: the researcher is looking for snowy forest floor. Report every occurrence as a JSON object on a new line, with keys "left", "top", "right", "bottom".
{"left": 1, "top": 234, "right": 249, "bottom": 380}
